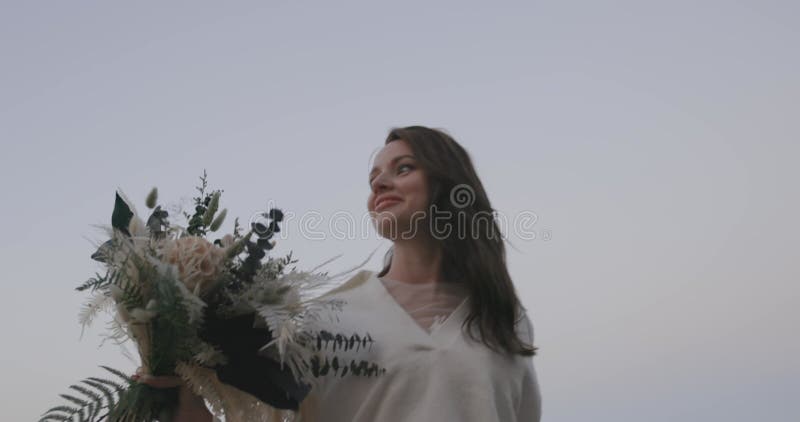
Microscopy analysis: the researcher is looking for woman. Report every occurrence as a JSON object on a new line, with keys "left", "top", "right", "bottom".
{"left": 142, "top": 125, "right": 542, "bottom": 421}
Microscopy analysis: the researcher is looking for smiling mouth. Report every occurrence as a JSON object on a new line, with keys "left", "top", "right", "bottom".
{"left": 375, "top": 198, "right": 401, "bottom": 211}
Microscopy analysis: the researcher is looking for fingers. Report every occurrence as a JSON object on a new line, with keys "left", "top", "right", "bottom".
{"left": 130, "top": 371, "right": 184, "bottom": 389}
{"left": 142, "top": 375, "right": 183, "bottom": 388}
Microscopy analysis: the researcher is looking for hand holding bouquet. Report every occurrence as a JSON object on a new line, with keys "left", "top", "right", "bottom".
{"left": 41, "top": 173, "right": 383, "bottom": 422}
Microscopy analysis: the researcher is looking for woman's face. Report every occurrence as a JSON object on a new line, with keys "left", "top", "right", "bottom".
{"left": 367, "top": 140, "right": 429, "bottom": 239}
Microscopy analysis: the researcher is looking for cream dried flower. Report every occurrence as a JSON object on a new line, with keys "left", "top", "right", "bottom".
{"left": 160, "top": 236, "right": 228, "bottom": 296}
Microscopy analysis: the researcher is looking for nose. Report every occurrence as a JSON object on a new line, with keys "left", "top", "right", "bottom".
{"left": 370, "top": 170, "right": 393, "bottom": 194}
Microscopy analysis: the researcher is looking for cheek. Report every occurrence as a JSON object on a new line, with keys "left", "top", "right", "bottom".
{"left": 406, "top": 180, "right": 429, "bottom": 207}
{"left": 417, "top": 182, "right": 430, "bottom": 201}
{"left": 409, "top": 197, "right": 429, "bottom": 215}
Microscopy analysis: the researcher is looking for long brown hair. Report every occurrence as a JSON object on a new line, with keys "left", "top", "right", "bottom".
{"left": 376, "top": 125, "right": 537, "bottom": 357}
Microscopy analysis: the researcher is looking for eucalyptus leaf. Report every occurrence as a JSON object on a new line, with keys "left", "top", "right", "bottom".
{"left": 267, "top": 208, "right": 284, "bottom": 222}
{"left": 252, "top": 222, "right": 268, "bottom": 235}
{"left": 269, "top": 221, "right": 281, "bottom": 234}
{"left": 257, "top": 238, "right": 275, "bottom": 250}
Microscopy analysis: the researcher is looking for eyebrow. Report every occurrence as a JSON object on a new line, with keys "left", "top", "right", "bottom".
{"left": 369, "top": 154, "right": 416, "bottom": 179}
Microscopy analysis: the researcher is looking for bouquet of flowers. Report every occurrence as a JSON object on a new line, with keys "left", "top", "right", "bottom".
{"left": 40, "top": 172, "right": 383, "bottom": 422}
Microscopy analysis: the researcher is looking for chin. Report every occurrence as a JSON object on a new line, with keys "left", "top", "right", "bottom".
{"left": 372, "top": 212, "right": 424, "bottom": 240}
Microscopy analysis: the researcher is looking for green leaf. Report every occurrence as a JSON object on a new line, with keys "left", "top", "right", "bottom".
{"left": 81, "top": 380, "right": 115, "bottom": 408}
{"left": 111, "top": 192, "right": 133, "bottom": 236}
{"left": 38, "top": 413, "right": 73, "bottom": 422}
{"left": 69, "top": 384, "right": 103, "bottom": 407}
{"left": 59, "top": 393, "right": 89, "bottom": 407}
{"left": 100, "top": 365, "right": 133, "bottom": 383}
{"left": 42, "top": 405, "right": 78, "bottom": 414}
{"left": 40, "top": 404, "right": 79, "bottom": 421}
{"left": 41, "top": 368, "right": 134, "bottom": 422}
{"left": 87, "top": 376, "right": 126, "bottom": 393}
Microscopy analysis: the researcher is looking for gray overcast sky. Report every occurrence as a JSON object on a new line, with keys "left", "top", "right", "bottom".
{"left": 1, "top": 1, "right": 798, "bottom": 421}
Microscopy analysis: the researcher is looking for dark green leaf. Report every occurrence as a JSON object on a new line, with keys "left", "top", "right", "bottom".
{"left": 100, "top": 365, "right": 133, "bottom": 383}
{"left": 111, "top": 193, "right": 133, "bottom": 236}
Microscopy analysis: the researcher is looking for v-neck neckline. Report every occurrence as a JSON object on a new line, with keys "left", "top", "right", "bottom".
{"left": 370, "top": 272, "right": 469, "bottom": 346}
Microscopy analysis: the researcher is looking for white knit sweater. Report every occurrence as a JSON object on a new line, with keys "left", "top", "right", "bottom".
{"left": 297, "top": 270, "right": 542, "bottom": 421}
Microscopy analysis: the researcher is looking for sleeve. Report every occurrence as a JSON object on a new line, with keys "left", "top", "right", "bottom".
{"left": 516, "top": 310, "right": 542, "bottom": 422}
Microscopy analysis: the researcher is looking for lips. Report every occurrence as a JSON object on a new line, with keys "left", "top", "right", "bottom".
{"left": 374, "top": 195, "right": 402, "bottom": 211}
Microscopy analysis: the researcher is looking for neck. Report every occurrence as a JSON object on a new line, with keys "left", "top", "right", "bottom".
{"left": 383, "top": 234, "right": 443, "bottom": 285}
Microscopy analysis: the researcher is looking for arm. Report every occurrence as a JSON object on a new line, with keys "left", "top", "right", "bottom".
{"left": 515, "top": 310, "right": 542, "bottom": 422}
{"left": 517, "top": 357, "right": 542, "bottom": 422}
{"left": 175, "top": 385, "right": 214, "bottom": 422}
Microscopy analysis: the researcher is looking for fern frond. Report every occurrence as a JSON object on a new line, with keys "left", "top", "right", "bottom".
{"left": 69, "top": 384, "right": 103, "bottom": 408}
{"left": 191, "top": 341, "right": 228, "bottom": 367}
{"left": 39, "top": 405, "right": 78, "bottom": 422}
{"left": 98, "top": 313, "right": 131, "bottom": 347}
{"left": 42, "top": 405, "right": 79, "bottom": 415}
{"left": 86, "top": 403, "right": 101, "bottom": 422}
{"left": 38, "top": 413, "right": 73, "bottom": 421}
{"left": 115, "top": 279, "right": 144, "bottom": 310}
{"left": 78, "top": 291, "right": 112, "bottom": 337}
{"left": 145, "top": 264, "right": 204, "bottom": 375}
{"left": 100, "top": 365, "right": 133, "bottom": 383}
{"left": 81, "top": 380, "right": 115, "bottom": 411}
{"left": 59, "top": 393, "right": 89, "bottom": 408}
{"left": 86, "top": 376, "right": 126, "bottom": 393}
{"left": 75, "top": 272, "right": 107, "bottom": 292}
{"left": 39, "top": 389, "right": 102, "bottom": 422}
{"left": 105, "top": 382, "right": 163, "bottom": 422}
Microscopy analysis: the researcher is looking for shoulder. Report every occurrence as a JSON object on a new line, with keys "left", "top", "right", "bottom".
{"left": 514, "top": 304, "right": 535, "bottom": 345}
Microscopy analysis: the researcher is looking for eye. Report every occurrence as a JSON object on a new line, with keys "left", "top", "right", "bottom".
{"left": 397, "top": 163, "right": 413, "bottom": 174}
{"left": 368, "top": 163, "right": 415, "bottom": 186}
